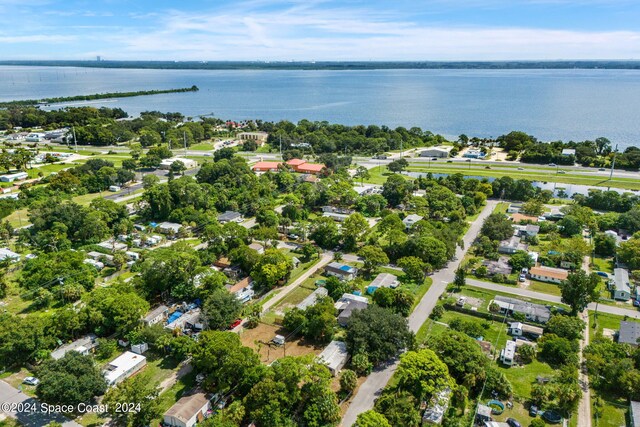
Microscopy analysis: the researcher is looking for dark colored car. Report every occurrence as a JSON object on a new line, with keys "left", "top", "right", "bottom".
{"left": 229, "top": 318, "right": 242, "bottom": 329}
{"left": 506, "top": 418, "right": 522, "bottom": 427}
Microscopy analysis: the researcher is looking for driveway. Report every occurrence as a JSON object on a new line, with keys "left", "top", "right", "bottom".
{"left": 0, "top": 380, "right": 81, "bottom": 427}
{"left": 341, "top": 200, "right": 499, "bottom": 426}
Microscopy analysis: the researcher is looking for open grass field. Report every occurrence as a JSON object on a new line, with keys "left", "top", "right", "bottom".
{"left": 592, "top": 395, "right": 627, "bottom": 427}
{"left": 239, "top": 322, "right": 323, "bottom": 365}
{"left": 405, "top": 163, "right": 640, "bottom": 190}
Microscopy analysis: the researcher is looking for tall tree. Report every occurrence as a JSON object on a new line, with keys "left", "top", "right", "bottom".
{"left": 560, "top": 271, "right": 601, "bottom": 315}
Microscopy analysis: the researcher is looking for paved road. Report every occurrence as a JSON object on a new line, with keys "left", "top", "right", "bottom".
{"left": 576, "top": 254, "right": 592, "bottom": 427}
{"left": 466, "top": 279, "right": 640, "bottom": 319}
{"left": 0, "top": 380, "right": 81, "bottom": 427}
{"left": 341, "top": 200, "right": 498, "bottom": 426}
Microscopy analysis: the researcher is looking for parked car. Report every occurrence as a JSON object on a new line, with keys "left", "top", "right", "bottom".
{"left": 23, "top": 377, "right": 39, "bottom": 386}
{"left": 456, "top": 297, "right": 467, "bottom": 307}
{"left": 229, "top": 318, "right": 243, "bottom": 329}
{"left": 634, "top": 299, "right": 640, "bottom": 308}
{"left": 529, "top": 405, "right": 538, "bottom": 417}
{"left": 519, "top": 275, "right": 526, "bottom": 282}
{"left": 517, "top": 167, "right": 524, "bottom": 170}
{"left": 596, "top": 271, "right": 609, "bottom": 278}
{"left": 506, "top": 418, "right": 522, "bottom": 427}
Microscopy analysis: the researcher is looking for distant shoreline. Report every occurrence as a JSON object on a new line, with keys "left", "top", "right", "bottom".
{"left": 1, "top": 60, "right": 640, "bottom": 70}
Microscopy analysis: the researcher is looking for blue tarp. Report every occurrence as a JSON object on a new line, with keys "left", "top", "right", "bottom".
{"left": 167, "top": 311, "right": 183, "bottom": 324}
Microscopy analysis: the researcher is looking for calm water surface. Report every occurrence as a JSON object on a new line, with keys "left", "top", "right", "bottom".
{"left": 1, "top": 66, "right": 639, "bottom": 149}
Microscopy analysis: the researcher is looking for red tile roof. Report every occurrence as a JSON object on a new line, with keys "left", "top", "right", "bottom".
{"left": 286, "top": 158, "right": 306, "bottom": 166}
{"left": 296, "top": 163, "right": 325, "bottom": 173}
{"left": 252, "top": 161, "right": 282, "bottom": 171}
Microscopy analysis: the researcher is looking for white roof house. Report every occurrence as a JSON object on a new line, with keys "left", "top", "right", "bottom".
{"left": 51, "top": 334, "right": 98, "bottom": 360}
{"left": 403, "top": 214, "right": 423, "bottom": 230}
{"left": 500, "top": 340, "right": 517, "bottom": 366}
{"left": 163, "top": 392, "right": 211, "bottom": 427}
{"left": 159, "top": 157, "right": 198, "bottom": 170}
{"left": 419, "top": 147, "right": 451, "bottom": 158}
{"left": 612, "top": 268, "right": 631, "bottom": 301}
{"left": 422, "top": 387, "right": 451, "bottom": 425}
{"left": 366, "top": 273, "right": 399, "bottom": 294}
{"left": 142, "top": 305, "right": 169, "bottom": 326}
{"left": 0, "top": 248, "right": 20, "bottom": 262}
{"left": 317, "top": 340, "right": 349, "bottom": 376}
{"left": 297, "top": 287, "right": 329, "bottom": 311}
{"left": 103, "top": 351, "right": 147, "bottom": 386}
{"left": 0, "top": 172, "right": 28, "bottom": 182}
{"left": 561, "top": 148, "right": 576, "bottom": 156}
{"left": 157, "top": 222, "right": 183, "bottom": 234}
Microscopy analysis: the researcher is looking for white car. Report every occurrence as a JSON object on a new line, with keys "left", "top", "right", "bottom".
{"left": 23, "top": 377, "right": 39, "bottom": 386}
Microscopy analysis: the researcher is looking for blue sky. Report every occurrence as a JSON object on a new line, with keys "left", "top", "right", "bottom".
{"left": 1, "top": 0, "right": 639, "bottom": 60}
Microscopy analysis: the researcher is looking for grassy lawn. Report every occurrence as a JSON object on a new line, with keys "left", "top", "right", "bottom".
{"left": 589, "top": 310, "right": 625, "bottom": 341}
{"left": 3, "top": 208, "right": 29, "bottom": 228}
{"left": 408, "top": 277, "right": 432, "bottom": 311}
{"left": 273, "top": 276, "right": 319, "bottom": 311}
{"left": 527, "top": 279, "right": 562, "bottom": 296}
{"left": 26, "top": 162, "right": 73, "bottom": 178}
{"left": 362, "top": 166, "right": 413, "bottom": 185}
{"left": 592, "top": 257, "right": 614, "bottom": 275}
{"left": 189, "top": 142, "right": 215, "bottom": 151}
{"left": 458, "top": 285, "right": 570, "bottom": 314}
{"left": 405, "top": 164, "right": 640, "bottom": 191}
{"left": 498, "top": 359, "right": 556, "bottom": 399}
{"left": 592, "top": 394, "right": 627, "bottom": 427}
{"left": 438, "top": 310, "right": 510, "bottom": 350}
{"left": 493, "top": 201, "right": 509, "bottom": 214}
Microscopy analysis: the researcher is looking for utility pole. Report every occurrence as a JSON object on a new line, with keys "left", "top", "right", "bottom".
{"left": 72, "top": 126, "right": 78, "bottom": 152}
{"left": 183, "top": 131, "right": 187, "bottom": 157}
{"left": 609, "top": 144, "right": 618, "bottom": 181}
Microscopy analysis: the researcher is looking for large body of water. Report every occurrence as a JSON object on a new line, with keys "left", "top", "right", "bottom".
{"left": 1, "top": 66, "right": 640, "bottom": 150}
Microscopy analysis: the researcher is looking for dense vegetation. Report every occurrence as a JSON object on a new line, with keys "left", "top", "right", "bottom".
{"left": 0, "top": 86, "right": 199, "bottom": 108}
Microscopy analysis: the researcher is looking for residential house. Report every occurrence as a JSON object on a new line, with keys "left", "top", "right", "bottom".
{"left": 529, "top": 265, "right": 568, "bottom": 284}
{"left": 142, "top": 305, "right": 169, "bottom": 326}
{"left": 521, "top": 224, "right": 540, "bottom": 237}
{"left": 163, "top": 392, "right": 211, "bottom": 427}
{"left": 83, "top": 259, "right": 105, "bottom": 270}
{"left": 0, "top": 248, "right": 20, "bottom": 262}
{"left": 618, "top": 321, "right": 640, "bottom": 346}
{"left": 157, "top": 222, "right": 183, "bottom": 235}
{"left": 96, "top": 239, "right": 128, "bottom": 252}
{"left": 481, "top": 257, "right": 512, "bottom": 276}
{"left": 324, "top": 262, "right": 358, "bottom": 281}
{"left": 507, "top": 204, "right": 522, "bottom": 214}
{"left": 165, "top": 309, "right": 202, "bottom": 332}
{"left": 103, "top": 351, "right": 147, "bottom": 386}
{"left": 297, "top": 287, "right": 329, "bottom": 310}
{"left": 422, "top": 387, "right": 452, "bottom": 425}
{"left": 507, "top": 322, "right": 543, "bottom": 339}
{"left": 500, "top": 340, "right": 517, "bottom": 366}
{"left": 611, "top": 268, "right": 631, "bottom": 301}
{"left": 493, "top": 296, "right": 551, "bottom": 323}
{"left": 419, "top": 147, "right": 450, "bottom": 158}
{"left": 227, "top": 277, "right": 254, "bottom": 304}
{"left": 317, "top": 340, "right": 349, "bottom": 376}
{"left": 159, "top": 157, "right": 198, "bottom": 170}
{"left": 366, "top": 273, "right": 399, "bottom": 294}
{"left": 498, "top": 236, "right": 521, "bottom": 254}
{"left": 561, "top": 148, "right": 576, "bottom": 156}
{"left": 0, "top": 172, "right": 28, "bottom": 183}
{"left": 86, "top": 251, "right": 114, "bottom": 266}
{"left": 248, "top": 242, "right": 265, "bottom": 254}
{"left": 322, "top": 206, "right": 354, "bottom": 215}
{"left": 403, "top": 214, "right": 423, "bottom": 230}
{"left": 322, "top": 211, "right": 350, "bottom": 222}
{"left": 217, "top": 210, "right": 243, "bottom": 224}
{"left": 335, "top": 293, "right": 369, "bottom": 327}
{"left": 51, "top": 334, "right": 98, "bottom": 360}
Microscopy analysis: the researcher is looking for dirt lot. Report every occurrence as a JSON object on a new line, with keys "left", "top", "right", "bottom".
{"left": 239, "top": 322, "right": 323, "bottom": 364}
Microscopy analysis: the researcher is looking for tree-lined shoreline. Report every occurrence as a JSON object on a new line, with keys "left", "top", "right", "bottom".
{"left": 0, "top": 85, "right": 199, "bottom": 108}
